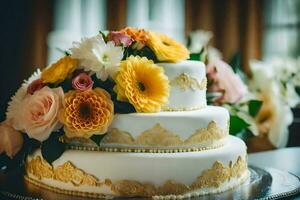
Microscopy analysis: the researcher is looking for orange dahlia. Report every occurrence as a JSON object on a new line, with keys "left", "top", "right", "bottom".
{"left": 146, "top": 31, "right": 190, "bottom": 62}
{"left": 114, "top": 56, "right": 169, "bottom": 113}
{"left": 120, "top": 27, "right": 149, "bottom": 45}
{"left": 41, "top": 56, "right": 78, "bottom": 84}
{"left": 59, "top": 88, "right": 114, "bottom": 138}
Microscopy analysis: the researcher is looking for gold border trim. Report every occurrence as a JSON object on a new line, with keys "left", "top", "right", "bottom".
{"left": 24, "top": 176, "right": 110, "bottom": 199}
{"left": 61, "top": 121, "right": 228, "bottom": 152}
{"left": 25, "top": 155, "right": 248, "bottom": 198}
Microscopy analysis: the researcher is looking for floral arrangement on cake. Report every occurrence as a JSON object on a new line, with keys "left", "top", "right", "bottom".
{"left": 188, "top": 30, "right": 300, "bottom": 151}
{"left": 0, "top": 28, "right": 189, "bottom": 169}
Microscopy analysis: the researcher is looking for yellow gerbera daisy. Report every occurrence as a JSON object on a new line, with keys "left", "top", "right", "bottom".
{"left": 147, "top": 31, "right": 190, "bottom": 62}
{"left": 41, "top": 56, "right": 78, "bottom": 84}
{"left": 114, "top": 56, "right": 169, "bottom": 113}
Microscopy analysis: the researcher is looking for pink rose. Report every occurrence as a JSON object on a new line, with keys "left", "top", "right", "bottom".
{"left": 12, "top": 86, "right": 64, "bottom": 142}
{"left": 27, "top": 79, "right": 45, "bottom": 94}
{"left": 108, "top": 31, "right": 133, "bottom": 47}
{"left": 207, "top": 59, "right": 248, "bottom": 104}
{"left": 72, "top": 73, "right": 94, "bottom": 91}
{"left": 0, "top": 121, "right": 23, "bottom": 158}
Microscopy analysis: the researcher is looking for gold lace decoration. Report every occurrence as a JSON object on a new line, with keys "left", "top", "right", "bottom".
{"left": 102, "top": 121, "right": 226, "bottom": 146}
{"left": 26, "top": 156, "right": 99, "bottom": 187}
{"left": 170, "top": 73, "right": 207, "bottom": 91}
{"left": 25, "top": 155, "right": 247, "bottom": 197}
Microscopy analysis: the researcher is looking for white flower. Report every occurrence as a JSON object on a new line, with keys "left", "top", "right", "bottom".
{"left": 188, "top": 30, "right": 213, "bottom": 53}
{"left": 70, "top": 35, "right": 123, "bottom": 81}
{"left": 6, "top": 69, "right": 41, "bottom": 120}
{"left": 256, "top": 82, "right": 293, "bottom": 148}
{"left": 249, "top": 61, "right": 293, "bottom": 148}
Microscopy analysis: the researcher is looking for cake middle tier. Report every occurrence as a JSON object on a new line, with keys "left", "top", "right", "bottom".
{"left": 98, "top": 106, "right": 229, "bottom": 151}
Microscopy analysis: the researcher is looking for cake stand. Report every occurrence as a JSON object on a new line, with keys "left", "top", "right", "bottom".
{"left": 0, "top": 166, "right": 299, "bottom": 200}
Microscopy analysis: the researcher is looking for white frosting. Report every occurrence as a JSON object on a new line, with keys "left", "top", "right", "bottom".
{"left": 158, "top": 60, "right": 207, "bottom": 110}
{"left": 108, "top": 106, "right": 229, "bottom": 139}
{"left": 26, "top": 136, "right": 248, "bottom": 197}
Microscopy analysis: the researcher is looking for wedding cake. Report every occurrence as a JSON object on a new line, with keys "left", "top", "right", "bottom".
{"left": 1, "top": 27, "right": 249, "bottom": 199}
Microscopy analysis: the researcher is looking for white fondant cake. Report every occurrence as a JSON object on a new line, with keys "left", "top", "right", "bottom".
{"left": 23, "top": 59, "right": 249, "bottom": 199}
{"left": 159, "top": 61, "right": 207, "bottom": 111}
{"left": 25, "top": 136, "right": 249, "bottom": 199}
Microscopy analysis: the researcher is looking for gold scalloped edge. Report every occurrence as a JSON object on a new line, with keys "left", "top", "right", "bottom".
{"left": 170, "top": 73, "right": 207, "bottom": 91}
{"left": 64, "top": 142, "right": 224, "bottom": 153}
{"left": 24, "top": 176, "right": 113, "bottom": 199}
{"left": 162, "top": 104, "right": 206, "bottom": 112}
{"left": 25, "top": 155, "right": 248, "bottom": 198}
{"left": 61, "top": 121, "right": 228, "bottom": 152}
{"left": 25, "top": 172, "right": 249, "bottom": 200}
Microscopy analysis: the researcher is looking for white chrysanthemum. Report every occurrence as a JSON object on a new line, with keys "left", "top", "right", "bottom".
{"left": 70, "top": 35, "right": 123, "bottom": 81}
{"left": 6, "top": 69, "right": 41, "bottom": 120}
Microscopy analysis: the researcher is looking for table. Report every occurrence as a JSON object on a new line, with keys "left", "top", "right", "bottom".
{"left": 249, "top": 147, "right": 300, "bottom": 200}
{"left": 249, "top": 147, "right": 300, "bottom": 176}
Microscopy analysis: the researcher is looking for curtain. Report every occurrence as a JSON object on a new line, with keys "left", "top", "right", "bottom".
{"left": 185, "top": 0, "right": 263, "bottom": 75}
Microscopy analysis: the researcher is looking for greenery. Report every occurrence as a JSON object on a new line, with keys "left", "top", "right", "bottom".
{"left": 229, "top": 115, "right": 250, "bottom": 135}
{"left": 90, "top": 135, "right": 106, "bottom": 146}
{"left": 123, "top": 42, "right": 158, "bottom": 62}
{"left": 41, "top": 131, "right": 65, "bottom": 164}
{"left": 249, "top": 100, "right": 263, "bottom": 117}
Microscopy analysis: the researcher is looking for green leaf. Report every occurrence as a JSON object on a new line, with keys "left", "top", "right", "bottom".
{"left": 189, "top": 53, "right": 201, "bottom": 61}
{"left": 296, "top": 86, "right": 300, "bottom": 96}
{"left": 229, "top": 115, "right": 250, "bottom": 135}
{"left": 41, "top": 132, "right": 65, "bottom": 164}
{"left": 90, "top": 135, "right": 106, "bottom": 146}
{"left": 235, "top": 129, "right": 253, "bottom": 142}
{"left": 229, "top": 52, "right": 241, "bottom": 73}
{"left": 248, "top": 100, "right": 263, "bottom": 117}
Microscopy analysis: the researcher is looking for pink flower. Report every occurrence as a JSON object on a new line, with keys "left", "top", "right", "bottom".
{"left": 11, "top": 86, "right": 64, "bottom": 142}
{"left": 72, "top": 73, "right": 94, "bottom": 91}
{"left": 27, "top": 79, "right": 45, "bottom": 95}
{"left": 0, "top": 121, "right": 23, "bottom": 158}
{"left": 108, "top": 31, "right": 133, "bottom": 47}
{"left": 207, "top": 59, "right": 248, "bottom": 104}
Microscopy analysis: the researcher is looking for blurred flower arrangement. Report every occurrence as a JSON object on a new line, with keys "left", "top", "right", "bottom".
{"left": 0, "top": 28, "right": 189, "bottom": 169}
{"left": 188, "top": 30, "right": 300, "bottom": 151}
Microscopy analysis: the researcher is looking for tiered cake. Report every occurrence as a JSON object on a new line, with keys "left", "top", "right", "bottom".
{"left": 25, "top": 60, "right": 249, "bottom": 199}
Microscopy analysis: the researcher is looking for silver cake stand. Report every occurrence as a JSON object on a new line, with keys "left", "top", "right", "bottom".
{"left": 0, "top": 166, "right": 299, "bottom": 200}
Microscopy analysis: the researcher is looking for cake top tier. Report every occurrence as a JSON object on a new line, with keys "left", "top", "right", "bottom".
{"left": 160, "top": 60, "right": 207, "bottom": 111}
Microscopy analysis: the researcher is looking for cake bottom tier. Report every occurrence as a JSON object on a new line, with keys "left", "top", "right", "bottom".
{"left": 25, "top": 136, "right": 249, "bottom": 199}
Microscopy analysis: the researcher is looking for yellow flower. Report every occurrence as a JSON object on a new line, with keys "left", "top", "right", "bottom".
{"left": 41, "top": 56, "right": 78, "bottom": 84}
{"left": 114, "top": 56, "right": 169, "bottom": 113}
{"left": 146, "top": 31, "right": 190, "bottom": 62}
{"left": 59, "top": 88, "right": 114, "bottom": 138}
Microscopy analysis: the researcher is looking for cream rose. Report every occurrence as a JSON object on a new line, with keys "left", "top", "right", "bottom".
{"left": 12, "top": 86, "right": 64, "bottom": 142}
{"left": 0, "top": 121, "right": 23, "bottom": 158}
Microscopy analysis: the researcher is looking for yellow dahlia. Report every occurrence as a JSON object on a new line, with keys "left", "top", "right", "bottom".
{"left": 59, "top": 88, "right": 114, "bottom": 138}
{"left": 120, "top": 27, "right": 149, "bottom": 44}
{"left": 41, "top": 56, "right": 78, "bottom": 84}
{"left": 146, "top": 31, "right": 190, "bottom": 62}
{"left": 114, "top": 56, "right": 169, "bottom": 113}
